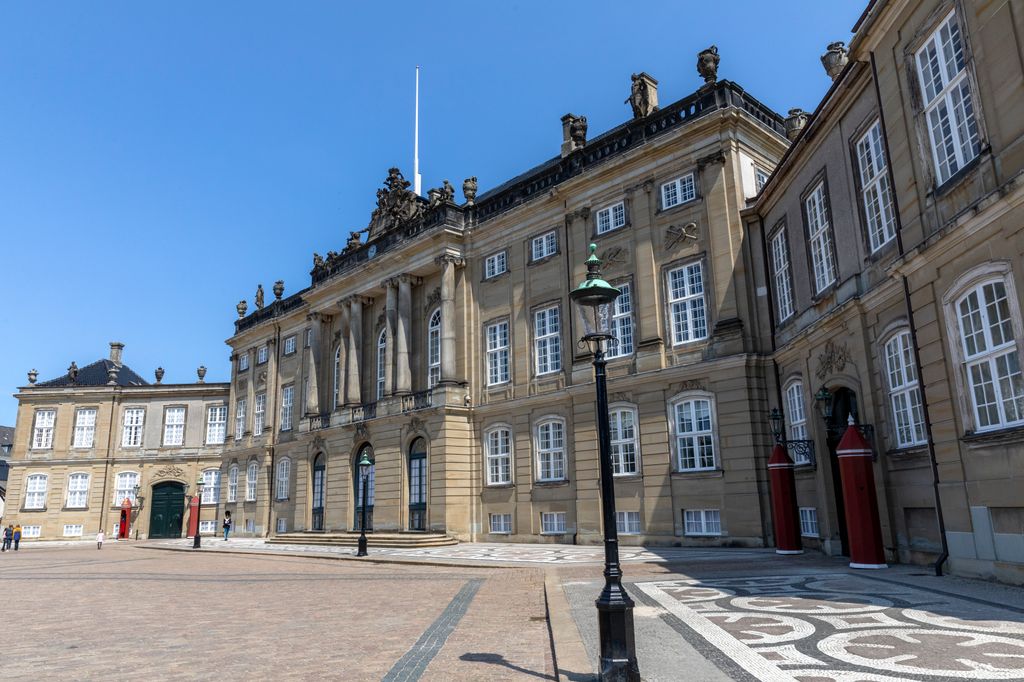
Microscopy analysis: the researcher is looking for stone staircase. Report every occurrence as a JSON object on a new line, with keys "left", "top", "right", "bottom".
{"left": 266, "top": 531, "right": 458, "bottom": 548}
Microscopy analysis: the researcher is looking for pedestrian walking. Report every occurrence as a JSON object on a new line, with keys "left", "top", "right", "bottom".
{"left": 13, "top": 524, "right": 22, "bottom": 551}
{"left": 96, "top": 529, "right": 105, "bottom": 550}
{"left": 2, "top": 524, "right": 12, "bottom": 551}
{"left": 223, "top": 511, "right": 232, "bottom": 541}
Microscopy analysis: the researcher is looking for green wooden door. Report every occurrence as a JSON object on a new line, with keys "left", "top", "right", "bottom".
{"left": 149, "top": 482, "right": 185, "bottom": 539}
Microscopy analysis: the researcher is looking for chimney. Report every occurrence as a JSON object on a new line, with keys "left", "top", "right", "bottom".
{"left": 109, "top": 341, "right": 125, "bottom": 366}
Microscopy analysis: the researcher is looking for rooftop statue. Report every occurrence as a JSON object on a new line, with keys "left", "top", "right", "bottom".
{"left": 697, "top": 45, "right": 720, "bottom": 85}
{"left": 367, "top": 167, "right": 423, "bottom": 239}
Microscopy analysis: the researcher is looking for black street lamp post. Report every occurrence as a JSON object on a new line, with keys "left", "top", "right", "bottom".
{"left": 570, "top": 244, "right": 641, "bottom": 682}
{"left": 356, "top": 450, "right": 373, "bottom": 557}
{"left": 193, "top": 478, "right": 205, "bottom": 550}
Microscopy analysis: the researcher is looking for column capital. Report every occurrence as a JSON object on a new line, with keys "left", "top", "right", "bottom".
{"left": 397, "top": 273, "right": 422, "bottom": 287}
{"left": 380, "top": 276, "right": 401, "bottom": 290}
{"left": 434, "top": 253, "right": 466, "bottom": 268}
{"left": 342, "top": 295, "right": 374, "bottom": 307}
{"left": 307, "top": 311, "right": 322, "bottom": 321}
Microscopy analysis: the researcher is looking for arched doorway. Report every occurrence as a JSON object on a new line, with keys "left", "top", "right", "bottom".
{"left": 354, "top": 444, "right": 374, "bottom": 531}
{"left": 312, "top": 454, "right": 326, "bottom": 531}
{"left": 149, "top": 482, "right": 186, "bottom": 539}
{"left": 408, "top": 438, "right": 427, "bottom": 531}
{"left": 825, "top": 387, "right": 860, "bottom": 556}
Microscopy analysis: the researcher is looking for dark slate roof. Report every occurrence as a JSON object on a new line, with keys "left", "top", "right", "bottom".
{"left": 36, "top": 359, "right": 149, "bottom": 388}
{"left": 0, "top": 426, "right": 12, "bottom": 448}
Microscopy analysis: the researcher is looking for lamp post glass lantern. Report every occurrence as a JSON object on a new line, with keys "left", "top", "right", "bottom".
{"left": 193, "top": 478, "right": 205, "bottom": 549}
{"left": 357, "top": 450, "right": 373, "bottom": 557}
{"left": 768, "top": 407, "right": 785, "bottom": 443}
{"left": 570, "top": 244, "right": 640, "bottom": 681}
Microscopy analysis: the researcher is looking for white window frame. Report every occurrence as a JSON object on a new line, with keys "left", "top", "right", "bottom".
{"left": 257, "top": 345, "right": 268, "bottom": 365}
{"left": 485, "top": 426, "right": 513, "bottom": 485}
{"left": 276, "top": 457, "right": 291, "bottom": 500}
{"left": 856, "top": 121, "right": 897, "bottom": 252}
{"left": 799, "top": 507, "right": 819, "bottom": 537}
{"left": 72, "top": 408, "right": 97, "bottom": 449}
{"left": 66, "top": 472, "right": 90, "bottom": 509}
{"left": 206, "top": 405, "right": 227, "bottom": 445}
{"left": 21, "top": 525, "right": 41, "bottom": 539}
{"left": 489, "top": 513, "right": 512, "bottom": 534}
{"left": 201, "top": 469, "right": 220, "bottom": 504}
{"left": 616, "top": 511, "right": 641, "bottom": 535}
{"left": 32, "top": 409, "right": 56, "bottom": 450}
{"left": 531, "top": 231, "right": 557, "bottom": 261}
{"left": 596, "top": 201, "right": 626, "bottom": 235}
{"left": 486, "top": 320, "right": 510, "bottom": 385}
{"left": 246, "top": 460, "right": 258, "bottom": 502}
{"left": 283, "top": 335, "right": 297, "bottom": 355}
{"left": 661, "top": 173, "right": 696, "bottom": 209}
{"left": 25, "top": 473, "right": 48, "bottom": 510}
{"left": 534, "top": 305, "right": 562, "bottom": 375}
{"left": 535, "top": 418, "right": 566, "bottom": 482}
{"left": 122, "top": 408, "right": 144, "bottom": 448}
{"left": 884, "top": 331, "right": 927, "bottom": 447}
{"left": 484, "top": 251, "right": 508, "bottom": 279}
{"left": 63, "top": 524, "right": 84, "bottom": 538}
{"left": 541, "top": 511, "right": 566, "bottom": 535}
{"left": 668, "top": 262, "right": 708, "bottom": 345}
{"left": 770, "top": 228, "right": 794, "bottom": 322}
{"left": 235, "top": 398, "right": 247, "bottom": 440}
{"left": 670, "top": 393, "right": 717, "bottom": 472}
{"left": 114, "top": 471, "right": 139, "bottom": 505}
{"left": 609, "top": 405, "right": 640, "bottom": 476}
{"left": 238, "top": 352, "right": 249, "bottom": 372}
{"left": 253, "top": 393, "right": 266, "bottom": 434}
{"left": 276, "top": 517, "right": 287, "bottom": 534}
{"left": 915, "top": 10, "right": 980, "bottom": 186}
{"left": 606, "top": 281, "right": 634, "bottom": 359}
{"left": 280, "top": 385, "right": 294, "bottom": 432}
{"left": 754, "top": 167, "right": 770, "bottom": 193}
{"left": 805, "top": 181, "right": 836, "bottom": 294}
{"left": 333, "top": 346, "right": 342, "bottom": 410}
{"left": 684, "top": 509, "right": 721, "bottom": 536}
{"left": 199, "top": 520, "right": 217, "bottom": 534}
{"left": 163, "top": 406, "right": 186, "bottom": 447}
{"left": 427, "top": 308, "right": 442, "bottom": 389}
{"left": 228, "top": 465, "right": 239, "bottom": 503}
{"left": 376, "top": 329, "right": 387, "bottom": 400}
{"left": 785, "top": 381, "right": 810, "bottom": 464}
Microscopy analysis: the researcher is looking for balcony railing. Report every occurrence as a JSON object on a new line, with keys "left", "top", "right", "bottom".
{"left": 401, "top": 390, "right": 432, "bottom": 413}
{"left": 308, "top": 413, "right": 332, "bottom": 431}
{"left": 351, "top": 402, "right": 377, "bottom": 422}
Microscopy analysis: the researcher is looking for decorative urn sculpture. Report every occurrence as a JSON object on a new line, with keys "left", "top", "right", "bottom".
{"left": 236, "top": 300, "right": 248, "bottom": 319}
{"left": 197, "top": 365, "right": 207, "bottom": 383}
{"left": 155, "top": 367, "right": 165, "bottom": 384}
{"left": 821, "top": 42, "right": 849, "bottom": 80}
{"left": 462, "top": 177, "right": 478, "bottom": 206}
{"left": 27, "top": 368, "right": 38, "bottom": 385}
{"left": 273, "top": 280, "right": 284, "bottom": 301}
{"left": 784, "top": 108, "right": 809, "bottom": 141}
{"left": 697, "top": 46, "right": 720, "bottom": 85}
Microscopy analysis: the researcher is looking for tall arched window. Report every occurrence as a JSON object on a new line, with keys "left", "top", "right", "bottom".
{"left": 334, "top": 346, "right": 342, "bottom": 410}
{"left": 354, "top": 445, "right": 375, "bottom": 530}
{"left": 535, "top": 418, "right": 566, "bottom": 482}
{"left": 609, "top": 405, "right": 639, "bottom": 475}
{"left": 276, "top": 458, "right": 291, "bottom": 500}
{"left": 246, "top": 460, "right": 258, "bottom": 502}
{"left": 25, "top": 473, "right": 48, "bottom": 509}
{"left": 201, "top": 469, "right": 221, "bottom": 504}
{"left": 376, "top": 329, "right": 387, "bottom": 400}
{"left": 227, "top": 465, "right": 239, "bottom": 503}
{"left": 66, "top": 473, "right": 90, "bottom": 509}
{"left": 884, "top": 331, "right": 926, "bottom": 447}
{"left": 485, "top": 427, "right": 512, "bottom": 485}
{"left": 670, "top": 393, "right": 716, "bottom": 472}
{"left": 427, "top": 308, "right": 442, "bottom": 388}
{"left": 114, "top": 471, "right": 139, "bottom": 505}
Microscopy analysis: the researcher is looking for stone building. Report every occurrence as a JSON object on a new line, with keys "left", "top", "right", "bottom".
{"left": 747, "top": 0, "right": 1024, "bottom": 583}
{"left": 223, "top": 72, "right": 790, "bottom": 545}
{"left": 4, "top": 343, "right": 228, "bottom": 540}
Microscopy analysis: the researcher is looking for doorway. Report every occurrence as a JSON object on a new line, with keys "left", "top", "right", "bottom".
{"left": 408, "top": 438, "right": 427, "bottom": 531}
{"left": 149, "top": 482, "right": 186, "bottom": 539}
{"left": 825, "top": 388, "right": 860, "bottom": 556}
{"left": 312, "top": 454, "right": 326, "bottom": 532}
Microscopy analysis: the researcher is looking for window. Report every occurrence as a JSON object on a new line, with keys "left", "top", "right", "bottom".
{"left": 489, "top": 513, "right": 512, "bottom": 534}
{"left": 616, "top": 511, "right": 641, "bottom": 535}
{"left": 257, "top": 345, "right": 268, "bottom": 364}
{"left": 66, "top": 473, "right": 90, "bottom": 508}
{"left": 785, "top": 382, "right": 810, "bottom": 464}
{"left": 63, "top": 524, "right": 83, "bottom": 538}
{"left": 21, "top": 526, "right": 41, "bottom": 539}
{"left": 228, "top": 465, "right": 239, "bottom": 503}
{"left": 122, "top": 408, "right": 144, "bottom": 447}
{"left": 799, "top": 507, "right": 819, "bottom": 537}
{"left": 536, "top": 419, "right": 566, "bottom": 482}
{"left": 276, "top": 458, "right": 291, "bottom": 500}
{"left": 163, "top": 407, "right": 186, "bottom": 446}
{"left": 245, "top": 518, "right": 255, "bottom": 533}
{"left": 206, "top": 406, "right": 227, "bottom": 445}
{"left": 376, "top": 330, "right": 387, "bottom": 400}
{"left": 238, "top": 353, "right": 249, "bottom": 372}
{"left": 531, "top": 231, "right": 557, "bottom": 261}
{"left": 334, "top": 346, "right": 342, "bottom": 410}
{"left": 32, "top": 409, "right": 56, "bottom": 450}
{"left": 427, "top": 309, "right": 442, "bottom": 389}
{"left": 25, "top": 473, "right": 48, "bottom": 509}
{"left": 661, "top": 173, "right": 696, "bottom": 209}
{"left": 246, "top": 461, "right": 258, "bottom": 502}
{"left": 253, "top": 393, "right": 266, "bottom": 434}
{"left": 201, "top": 469, "right": 220, "bottom": 504}
{"left": 541, "top": 512, "right": 566, "bottom": 534}
{"left": 596, "top": 201, "right": 626, "bottom": 234}
{"left": 856, "top": 122, "right": 897, "bottom": 252}
{"left": 276, "top": 517, "right": 287, "bottom": 534}
{"left": 485, "top": 251, "right": 508, "bottom": 279}
{"left": 235, "top": 399, "right": 247, "bottom": 440}
{"left": 283, "top": 335, "right": 297, "bottom": 355}
{"left": 534, "top": 306, "right": 561, "bottom": 375}
{"left": 609, "top": 407, "right": 639, "bottom": 475}
{"left": 673, "top": 396, "right": 715, "bottom": 471}
{"left": 280, "top": 385, "right": 294, "bottom": 431}
{"left": 199, "top": 520, "right": 217, "bottom": 534}
{"left": 668, "top": 262, "right": 708, "bottom": 344}
{"left": 955, "top": 280, "right": 1023, "bottom": 431}
{"left": 485, "top": 427, "right": 512, "bottom": 485}
{"left": 885, "top": 332, "right": 927, "bottom": 447}
{"left": 114, "top": 471, "right": 139, "bottom": 505}
{"left": 684, "top": 509, "right": 721, "bottom": 536}
{"left": 606, "top": 282, "right": 634, "bottom": 359}
{"left": 755, "top": 168, "right": 770, "bottom": 192}
{"left": 916, "top": 11, "right": 980, "bottom": 185}
{"left": 805, "top": 182, "right": 836, "bottom": 294}
{"left": 486, "top": 320, "right": 510, "bottom": 385}
{"left": 770, "top": 229, "right": 794, "bottom": 322}
{"left": 73, "top": 408, "right": 96, "bottom": 449}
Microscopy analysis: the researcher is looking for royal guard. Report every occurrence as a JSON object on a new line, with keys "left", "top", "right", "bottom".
{"left": 768, "top": 443, "right": 802, "bottom": 554}
{"left": 836, "top": 416, "right": 887, "bottom": 569}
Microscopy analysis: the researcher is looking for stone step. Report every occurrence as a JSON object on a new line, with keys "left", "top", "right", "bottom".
{"left": 266, "top": 531, "right": 458, "bottom": 548}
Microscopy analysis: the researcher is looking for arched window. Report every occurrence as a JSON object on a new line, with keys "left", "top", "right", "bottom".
{"left": 333, "top": 346, "right": 342, "bottom": 409}
{"left": 535, "top": 418, "right": 566, "bottom": 482}
{"left": 784, "top": 380, "right": 811, "bottom": 465}
{"left": 427, "top": 308, "right": 442, "bottom": 388}
{"left": 484, "top": 426, "right": 512, "bottom": 485}
{"left": 25, "top": 473, "right": 48, "bottom": 509}
{"left": 276, "top": 458, "right": 291, "bottom": 500}
{"left": 670, "top": 393, "right": 716, "bottom": 472}
{"left": 376, "top": 329, "right": 387, "bottom": 400}
{"left": 227, "top": 465, "right": 239, "bottom": 503}
{"left": 201, "top": 469, "right": 221, "bottom": 504}
{"left": 114, "top": 471, "right": 139, "bottom": 505}
{"left": 884, "top": 331, "right": 927, "bottom": 447}
{"left": 246, "top": 460, "right": 258, "bottom": 502}
{"left": 66, "top": 472, "right": 90, "bottom": 509}
{"left": 609, "top": 406, "right": 639, "bottom": 475}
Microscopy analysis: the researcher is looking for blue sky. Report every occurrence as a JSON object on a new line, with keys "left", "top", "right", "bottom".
{"left": 0, "top": 1, "right": 866, "bottom": 425}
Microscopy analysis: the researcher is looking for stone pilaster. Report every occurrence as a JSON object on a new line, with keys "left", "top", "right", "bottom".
{"left": 396, "top": 274, "right": 419, "bottom": 394}
{"left": 305, "top": 313, "right": 322, "bottom": 415}
{"left": 345, "top": 296, "right": 371, "bottom": 406}
{"left": 435, "top": 254, "right": 465, "bottom": 384}
{"left": 383, "top": 278, "right": 398, "bottom": 397}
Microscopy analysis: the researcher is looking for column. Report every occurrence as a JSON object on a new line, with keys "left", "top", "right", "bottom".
{"left": 346, "top": 297, "right": 369, "bottom": 406}
{"left": 395, "top": 274, "right": 417, "bottom": 394}
{"left": 383, "top": 279, "right": 398, "bottom": 397}
{"left": 335, "top": 303, "right": 349, "bottom": 410}
{"left": 436, "top": 254, "right": 465, "bottom": 385}
{"left": 304, "top": 313, "right": 321, "bottom": 416}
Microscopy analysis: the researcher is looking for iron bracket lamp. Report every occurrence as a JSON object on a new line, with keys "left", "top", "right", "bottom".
{"left": 193, "top": 478, "right": 205, "bottom": 549}
{"left": 356, "top": 450, "right": 374, "bottom": 557}
{"left": 768, "top": 407, "right": 816, "bottom": 467}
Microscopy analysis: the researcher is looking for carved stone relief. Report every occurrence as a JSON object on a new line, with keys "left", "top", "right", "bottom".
{"left": 665, "top": 222, "right": 699, "bottom": 251}
{"left": 152, "top": 465, "right": 186, "bottom": 480}
{"left": 815, "top": 340, "right": 853, "bottom": 380}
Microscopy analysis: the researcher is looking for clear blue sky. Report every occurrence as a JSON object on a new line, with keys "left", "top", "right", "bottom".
{"left": 0, "top": 1, "right": 866, "bottom": 426}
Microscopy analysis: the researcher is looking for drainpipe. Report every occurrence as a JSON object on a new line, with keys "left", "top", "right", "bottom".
{"left": 871, "top": 51, "right": 948, "bottom": 576}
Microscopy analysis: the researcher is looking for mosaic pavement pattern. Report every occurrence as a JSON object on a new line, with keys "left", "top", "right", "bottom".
{"left": 635, "top": 573, "right": 1024, "bottom": 681}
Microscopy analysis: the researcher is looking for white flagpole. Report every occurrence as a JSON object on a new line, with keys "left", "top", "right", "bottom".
{"left": 414, "top": 65, "right": 422, "bottom": 196}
